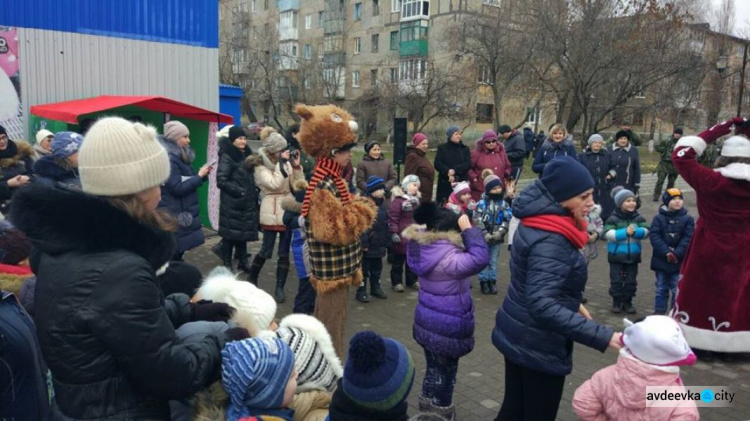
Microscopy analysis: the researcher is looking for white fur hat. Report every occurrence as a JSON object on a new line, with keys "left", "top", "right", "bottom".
{"left": 193, "top": 267, "right": 277, "bottom": 337}
{"left": 622, "top": 316, "right": 696, "bottom": 366}
{"left": 721, "top": 135, "right": 750, "bottom": 158}
{"left": 259, "top": 314, "right": 343, "bottom": 393}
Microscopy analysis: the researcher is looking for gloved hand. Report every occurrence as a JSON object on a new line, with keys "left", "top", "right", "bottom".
{"left": 492, "top": 232, "right": 505, "bottom": 242}
{"left": 697, "top": 119, "right": 737, "bottom": 143}
{"left": 225, "top": 327, "right": 251, "bottom": 343}
{"left": 666, "top": 252, "right": 679, "bottom": 264}
{"left": 402, "top": 201, "right": 414, "bottom": 212}
{"left": 391, "top": 233, "right": 401, "bottom": 244}
{"left": 190, "top": 300, "right": 235, "bottom": 322}
{"left": 484, "top": 233, "right": 493, "bottom": 242}
{"left": 733, "top": 116, "right": 750, "bottom": 137}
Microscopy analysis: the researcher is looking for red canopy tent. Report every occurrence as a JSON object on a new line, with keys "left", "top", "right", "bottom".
{"left": 30, "top": 95, "right": 233, "bottom": 124}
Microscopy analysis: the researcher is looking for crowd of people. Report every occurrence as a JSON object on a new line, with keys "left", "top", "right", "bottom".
{"left": 0, "top": 111, "right": 748, "bottom": 421}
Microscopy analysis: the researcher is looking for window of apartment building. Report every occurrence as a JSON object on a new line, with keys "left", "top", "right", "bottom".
{"left": 251, "top": 0, "right": 257, "bottom": 12}
{"left": 305, "top": 14, "right": 312, "bottom": 29}
{"left": 374, "top": 0, "right": 380, "bottom": 16}
{"left": 354, "top": 37, "right": 361, "bottom": 54}
{"left": 264, "top": 0, "right": 268, "bottom": 10}
{"left": 399, "top": 58, "right": 426, "bottom": 80}
{"left": 390, "top": 31, "right": 399, "bottom": 50}
{"left": 477, "top": 104, "right": 494, "bottom": 123}
{"left": 483, "top": 0, "right": 501, "bottom": 6}
{"left": 353, "top": 70, "right": 361, "bottom": 87}
{"left": 400, "top": 21, "right": 428, "bottom": 42}
{"left": 632, "top": 110, "right": 645, "bottom": 126}
{"left": 371, "top": 69, "right": 378, "bottom": 86}
{"left": 318, "top": 11, "right": 324, "bottom": 27}
{"left": 390, "top": 67, "right": 398, "bottom": 83}
{"left": 354, "top": 3, "right": 363, "bottom": 20}
{"left": 526, "top": 107, "right": 541, "bottom": 124}
{"left": 738, "top": 44, "right": 745, "bottom": 57}
{"left": 392, "top": 0, "right": 402, "bottom": 13}
{"left": 304, "top": 44, "right": 312, "bottom": 60}
{"left": 401, "top": 0, "right": 429, "bottom": 19}
{"left": 264, "top": 23, "right": 269, "bottom": 36}
{"left": 477, "top": 65, "right": 491, "bottom": 84}
{"left": 253, "top": 25, "right": 258, "bottom": 39}
{"left": 372, "top": 34, "right": 379, "bottom": 52}
{"left": 304, "top": 76, "right": 312, "bottom": 89}
{"left": 633, "top": 85, "right": 646, "bottom": 98}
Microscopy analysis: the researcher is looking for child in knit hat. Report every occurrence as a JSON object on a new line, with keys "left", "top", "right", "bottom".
{"left": 222, "top": 337, "right": 298, "bottom": 421}
{"left": 357, "top": 175, "right": 389, "bottom": 302}
{"left": 649, "top": 188, "right": 694, "bottom": 315}
{"left": 472, "top": 169, "right": 512, "bottom": 295}
{"left": 604, "top": 186, "right": 650, "bottom": 314}
{"left": 573, "top": 316, "right": 699, "bottom": 420}
{"left": 388, "top": 175, "right": 421, "bottom": 292}
{"left": 403, "top": 203, "right": 488, "bottom": 420}
{"left": 444, "top": 181, "right": 476, "bottom": 217}
{"left": 328, "top": 331, "right": 415, "bottom": 421}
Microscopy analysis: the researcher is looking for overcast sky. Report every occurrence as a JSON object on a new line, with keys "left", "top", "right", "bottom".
{"left": 715, "top": 0, "right": 750, "bottom": 36}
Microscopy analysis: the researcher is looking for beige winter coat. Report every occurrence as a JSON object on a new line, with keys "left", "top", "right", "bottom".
{"left": 247, "top": 147, "right": 304, "bottom": 231}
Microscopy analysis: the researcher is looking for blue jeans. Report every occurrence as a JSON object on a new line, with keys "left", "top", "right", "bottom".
{"left": 421, "top": 349, "right": 459, "bottom": 407}
{"left": 479, "top": 242, "right": 501, "bottom": 282}
{"left": 654, "top": 271, "right": 679, "bottom": 313}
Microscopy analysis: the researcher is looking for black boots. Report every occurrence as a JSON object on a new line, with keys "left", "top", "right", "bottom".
{"left": 488, "top": 281, "right": 498, "bottom": 295}
{"left": 220, "top": 241, "right": 234, "bottom": 271}
{"left": 480, "top": 281, "right": 498, "bottom": 295}
{"left": 248, "top": 255, "right": 266, "bottom": 285}
{"left": 611, "top": 299, "right": 622, "bottom": 314}
{"left": 275, "top": 257, "right": 290, "bottom": 303}
{"left": 622, "top": 300, "right": 637, "bottom": 314}
{"left": 370, "top": 279, "right": 387, "bottom": 299}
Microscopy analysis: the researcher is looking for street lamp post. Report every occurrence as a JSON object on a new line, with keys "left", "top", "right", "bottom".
{"left": 738, "top": 42, "right": 748, "bottom": 117}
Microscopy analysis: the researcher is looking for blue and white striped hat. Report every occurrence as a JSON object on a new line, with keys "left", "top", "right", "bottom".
{"left": 222, "top": 337, "right": 295, "bottom": 415}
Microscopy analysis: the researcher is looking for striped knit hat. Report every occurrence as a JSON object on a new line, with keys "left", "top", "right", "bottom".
{"left": 366, "top": 175, "right": 386, "bottom": 195}
{"left": 222, "top": 337, "right": 295, "bottom": 415}
{"left": 260, "top": 314, "right": 344, "bottom": 393}
{"left": 341, "top": 331, "right": 415, "bottom": 411}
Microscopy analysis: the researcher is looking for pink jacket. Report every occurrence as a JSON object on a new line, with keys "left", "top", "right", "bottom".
{"left": 572, "top": 350, "right": 699, "bottom": 421}
{"left": 468, "top": 139, "right": 511, "bottom": 201}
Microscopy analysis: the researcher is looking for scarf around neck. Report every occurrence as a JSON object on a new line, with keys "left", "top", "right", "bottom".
{"left": 301, "top": 157, "right": 351, "bottom": 217}
{"left": 521, "top": 214, "right": 588, "bottom": 249}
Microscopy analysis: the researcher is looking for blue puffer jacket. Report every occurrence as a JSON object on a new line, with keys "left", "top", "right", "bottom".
{"left": 157, "top": 136, "right": 206, "bottom": 254}
{"left": 650, "top": 206, "right": 695, "bottom": 273}
{"left": 492, "top": 180, "right": 614, "bottom": 376}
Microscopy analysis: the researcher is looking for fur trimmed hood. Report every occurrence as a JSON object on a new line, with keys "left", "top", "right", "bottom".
{"left": 219, "top": 137, "right": 251, "bottom": 162}
{"left": 244, "top": 146, "right": 279, "bottom": 171}
{"left": 8, "top": 184, "right": 175, "bottom": 270}
{"left": 401, "top": 224, "right": 464, "bottom": 248}
{"left": 541, "top": 137, "right": 575, "bottom": 151}
{"left": 0, "top": 140, "right": 33, "bottom": 169}
{"left": 32, "top": 155, "right": 79, "bottom": 183}
{"left": 158, "top": 135, "right": 195, "bottom": 164}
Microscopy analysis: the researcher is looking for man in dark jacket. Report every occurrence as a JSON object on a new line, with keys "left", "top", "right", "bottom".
{"left": 652, "top": 127, "right": 681, "bottom": 201}
{"left": 497, "top": 124, "right": 526, "bottom": 181}
{"left": 434, "top": 126, "right": 471, "bottom": 205}
{"left": 522, "top": 124, "right": 535, "bottom": 159}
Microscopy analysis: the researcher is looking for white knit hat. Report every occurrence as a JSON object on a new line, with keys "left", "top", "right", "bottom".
{"left": 721, "top": 135, "right": 750, "bottom": 158}
{"left": 622, "top": 316, "right": 696, "bottom": 366}
{"left": 79, "top": 117, "right": 169, "bottom": 196}
{"left": 194, "top": 267, "right": 277, "bottom": 337}
{"left": 259, "top": 314, "right": 344, "bottom": 393}
{"left": 35, "top": 129, "right": 53, "bottom": 144}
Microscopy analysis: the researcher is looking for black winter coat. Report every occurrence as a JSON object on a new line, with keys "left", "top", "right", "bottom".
{"left": 32, "top": 156, "right": 81, "bottom": 189}
{"left": 579, "top": 148, "right": 617, "bottom": 221}
{"left": 9, "top": 185, "right": 224, "bottom": 420}
{"left": 608, "top": 143, "right": 641, "bottom": 192}
{"left": 523, "top": 127, "right": 535, "bottom": 158}
{"left": 532, "top": 138, "right": 578, "bottom": 175}
{"left": 217, "top": 138, "right": 259, "bottom": 242}
{"left": 492, "top": 180, "right": 613, "bottom": 376}
{"left": 504, "top": 130, "right": 527, "bottom": 168}
{"left": 650, "top": 206, "right": 695, "bottom": 273}
{"left": 361, "top": 196, "right": 389, "bottom": 258}
{"left": 157, "top": 136, "right": 205, "bottom": 253}
{"left": 434, "top": 140, "right": 471, "bottom": 204}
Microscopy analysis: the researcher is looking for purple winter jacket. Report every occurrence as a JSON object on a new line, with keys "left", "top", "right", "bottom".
{"left": 403, "top": 225, "right": 489, "bottom": 358}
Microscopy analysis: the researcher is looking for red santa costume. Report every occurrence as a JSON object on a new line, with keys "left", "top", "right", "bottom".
{"left": 671, "top": 118, "right": 750, "bottom": 352}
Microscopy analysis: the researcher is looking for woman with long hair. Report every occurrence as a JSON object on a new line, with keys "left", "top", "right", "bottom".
{"left": 10, "top": 117, "right": 247, "bottom": 419}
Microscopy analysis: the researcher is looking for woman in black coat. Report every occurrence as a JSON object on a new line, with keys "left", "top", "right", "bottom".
{"left": 9, "top": 117, "right": 246, "bottom": 420}
{"left": 608, "top": 130, "right": 641, "bottom": 194}
{"left": 434, "top": 125, "right": 471, "bottom": 205}
{"left": 217, "top": 126, "right": 259, "bottom": 271}
{"left": 579, "top": 134, "right": 617, "bottom": 220}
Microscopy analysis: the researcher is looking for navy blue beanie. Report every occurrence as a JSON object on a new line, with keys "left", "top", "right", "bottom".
{"left": 541, "top": 156, "right": 595, "bottom": 203}
{"left": 446, "top": 125, "right": 460, "bottom": 141}
{"left": 365, "top": 175, "right": 386, "bottom": 195}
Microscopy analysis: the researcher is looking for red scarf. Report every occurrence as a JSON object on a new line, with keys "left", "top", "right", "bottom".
{"left": 301, "top": 157, "right": 351, "bottom": 217}
{"left": 521, "top": 215, "right": 589, "bottom": 249}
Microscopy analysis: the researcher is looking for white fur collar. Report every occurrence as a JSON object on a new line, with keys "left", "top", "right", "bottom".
{"left": 257, "top": 147, "right": 278, "bottom": 170}
{"left": 401, "top": 224, "right": 464, "bottom": 247}
{"left": 715, "top": 162, "right": 750, "bottom": 181}
{"left": 620, "top": 348, "right": 680, "bottom": 373}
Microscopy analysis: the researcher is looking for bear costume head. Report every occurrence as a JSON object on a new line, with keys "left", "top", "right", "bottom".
{"left": 293, "top": 104, "right": 359, "bottom": 159}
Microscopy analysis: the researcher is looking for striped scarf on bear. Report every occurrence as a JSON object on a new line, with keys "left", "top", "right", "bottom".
{"left": 301, "top": 157, "right": 351, "bottom": 217}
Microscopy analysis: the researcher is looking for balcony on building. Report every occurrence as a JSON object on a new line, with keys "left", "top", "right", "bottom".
{"left": 400, "top": 0, "right": 430, "bottom": 22}
{"left": 399, "top": 20, "right": 428, "bottom": 57}
{"left": 324, "top": 0, "right": 346, "bottom": 35}
{"left": 276, "top": 0, "right": 299, "bottom": 12}
{"left": 279, "top": 10, "right": 299, "bottom": 41}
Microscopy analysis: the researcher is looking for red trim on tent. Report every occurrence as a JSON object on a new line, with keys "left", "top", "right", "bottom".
{"left": 30, "top": 95, "right": 233, "bottom": 124}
